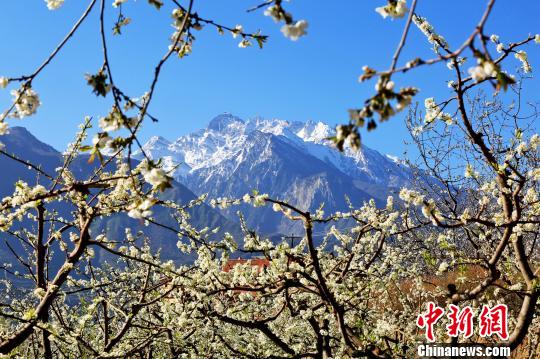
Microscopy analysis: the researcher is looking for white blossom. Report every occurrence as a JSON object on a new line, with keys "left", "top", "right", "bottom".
{"left": 253, "top": 194, "right": 269, "bottom": 207}
{"left": 45, "top": 0, "right": 64, "bottom": 10}
{"left": 438, "top": 262, "right": 449, "bottom": 273}
{"left": 375, "top": 0, "right": 408, "bottom": 19}
{"left": 412, "top": 125, "right": 424, "bottom": 136}
{"left": 238, "top": 39, "right": 252, "bottom": 48}
{"left": 128, "top": 198, "right": 155, "bottom": 219}
{"left": 112, "top": 0, "right": 127, "bottom": 7}
{"left": 515, "top": 141, "right": 528, "bottom": 155}
{"left": 413, "top": 15, "right": 448, "bottom": 53}
{"left": 281, "top": 20, "right": 308, "bottom": 41}
{"left": 0, "top": 122, "right": 9, "bottom": 136}
{"left": 232, "top": 25, "right": 243, "bottom": 38}
{"left": 10, "top": 87, "right": 41, "bottom": 118}
{"left": 399, "top": 188, "right": 424, "bottom": 206}
{"left": 98, "top": 108, "right": 134, "bottom": 132}
{"left": 423, "top": 97, "right": 452, "bottom": 124}
{"left": 468, "top": 60, "right": 497, "bottom": 82}
{"left": 424, "top": 97, "right": 438, "bottom": 123}
{"left": 515, "top": 50, "right": 532, "bottom": 73}
{"left": 508, "top": 283, "right": 523, "bottom": 291}
{"left": 386, "top": 196, "right": 394, "bottom": 210}
{"left": 33, "top": 287, "right": 46, "bottom": 298}
{"left": 143, "top": 167, "right": 169, "bottom": 188}
{"left": 446, "top": 57, "right": 466, "bottom": 70}
{"left": 264, "top": 5, "right": 289, "bottom": 22}
{"left": 529, "top": 134, "right": 539, "bottom": 149}
{"left": 464, "top": 163, "right": 479, "bottom": 179}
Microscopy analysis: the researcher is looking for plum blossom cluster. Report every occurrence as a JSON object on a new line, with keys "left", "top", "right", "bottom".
{"left": 127, "top": 197, "right": 155, "bottom": 219}
{"left": 209, "top": 196, "right": 241, "bottom": 209}
{"left": 0, "top": 120, "right": 8, "bottom": 134}
{"left": 346, "top": 74, "right": 418, "bottom": 147}
{"left": 280, "top": 20, "right": 308, "bottom": 41}
{"left": 468, "top": 59, "right": 499, "bottom": 82}
{"left": 515, "top": 51, "right": 532, "bottom": 73}
{"left": 412, "top": 15, "right": 449, "bottom": 54}
{"left": 169, "top": 8, "right": 194, "bottom": 57}
{"left": 138, "top": 159, "right": 172, "bottom": 191}
{"left": 167, "top": 5, "right": 269, "bottom": 53}
{"left": 157, "top": 195, "right": 432, "bottom": 357}
{"left": 490, "top": 34, "right": 507, "bottom": 54}
{"left": 9, "top": 86, "right": 41, "bottom": 118}
{"left": 45, "top": 0, "right": 64, "bottom": 10}
{"left": 0, "top": 181, "right": 48, "bottom": 231}
{"left": 399, "top": 188, "right": 441, "bottom": 225}
{"left": 263, "top": 2, "right": 308, "bottom": 41}
{"left": 0, "top": 121, "right": 9, "bottom": 149}
{"left": 0, "top": 1, "right": 538, "bottom": 357}
{"left": 424, "top": 97, "right": 453, "bottom": 125}
{"left": 375, "top": 0, "right": 408, "bottom": 19}
{"left": 0, "top": 76, "right": 8, "bottom": 89}
{"left": 464, "top": 163, "right": 480, "bottom": 179}
{"left": 210, "top": 193, "right": 270, "bottom": 209}
{"left": 98, "top": 106, "right": 137, "bottom": 132}
{"left": 112, "top": 0, "right": 127, "bottom": 7}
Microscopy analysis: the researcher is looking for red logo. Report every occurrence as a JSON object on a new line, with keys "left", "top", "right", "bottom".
{"left": 478, "top": 304, "right": 508, "bottom": 340}
{"left": 416, "top": 302, "right": 445, "bottom": 342}
{"left": 416, "top": 303, "right": 508, "bottom": 342}
{"left": 446, "top": 304, "right": 474, "bottom": 338}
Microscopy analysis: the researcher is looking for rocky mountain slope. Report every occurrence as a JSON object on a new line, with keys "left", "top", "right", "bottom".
{"left": 138, "top": 114, "right": 414, "bottom": 234}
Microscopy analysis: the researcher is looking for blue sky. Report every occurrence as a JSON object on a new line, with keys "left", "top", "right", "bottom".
{"left": 0, "top": 0, "right": 539, "bottom": 157}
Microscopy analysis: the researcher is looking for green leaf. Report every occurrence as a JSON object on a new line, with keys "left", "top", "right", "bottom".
{"left": 88, "top": 152, "right": 96, "bottom": 164}
{"left": 88, "top": 149, "right": 103, "bottom": 164}
{"left": 255, "top": 36, "right": 267, "bottom": 49}
{"left": 113, "top": 16, "right": 131, "bottom": 35}
{"left": 79, "top": 145, "right": 93, "bottom": 152}
{"left": 496, "top": 71, "right": 516, "bottom": 92}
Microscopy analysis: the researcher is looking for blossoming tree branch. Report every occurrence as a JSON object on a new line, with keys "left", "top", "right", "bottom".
{"left": 0, "top": 0, "right": 538, "bottom": 358}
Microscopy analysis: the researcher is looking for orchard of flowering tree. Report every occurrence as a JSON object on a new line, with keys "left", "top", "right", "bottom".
{"left": 0, "top": 0, "right": 539, "bottom": 358}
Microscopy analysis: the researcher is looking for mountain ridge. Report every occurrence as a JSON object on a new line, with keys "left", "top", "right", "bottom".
{"left": 137, "top": 114, "right": 414, "bottom": 233}
{"left": 140, "top": 113, "right": 411, "bottom": 186}
{"left": 0, "top": 127, "right": 241, "bottom": 265}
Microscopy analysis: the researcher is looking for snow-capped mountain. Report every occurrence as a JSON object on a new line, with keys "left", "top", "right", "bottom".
{"left": 138, "top": 113, "right": 413, "bottom": 233}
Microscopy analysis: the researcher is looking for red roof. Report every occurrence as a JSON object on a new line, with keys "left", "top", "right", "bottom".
{"left": 223, "top": 258, "right": 270, "bottom": 272}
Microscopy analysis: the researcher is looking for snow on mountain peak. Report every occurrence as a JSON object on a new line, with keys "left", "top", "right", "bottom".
{"left": 207, "top": 113, "right": 244, "bottom": 132}
{"left": 138, "top": 114, "right": 411, "bottom": 188}
{"left": 294, "top": 120, "right": 332, "bottom": 143}
{"left": 246, "top": 117, "right": 291, "bottom": 137}
{"left": 146, "top": 135, "right": 171, "bottom": 148}
{"left": 134, "top": 114, "right": 416, "bottom": 233}
{"left": 141, "top": 136, "right": 172, "bottom": 158}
